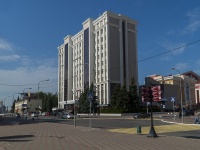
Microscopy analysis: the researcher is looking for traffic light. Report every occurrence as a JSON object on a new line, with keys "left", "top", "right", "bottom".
{"left": 141, "top": 86, "right": 152, "bottom": 102}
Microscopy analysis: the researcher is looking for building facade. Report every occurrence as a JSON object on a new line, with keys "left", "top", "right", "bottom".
{"left": 195, "top": 81, "right": 200, "bottom": 104}
{"left": 14, "top": 93, "right": 42, "bottom": 115}
{"left": 58, "top": 11, "right": 138, "bottom": 109}
{"left": 147, "top": 71, "right": 200, "bottom": 110}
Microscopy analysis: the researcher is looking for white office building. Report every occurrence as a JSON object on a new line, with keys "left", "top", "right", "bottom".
{"left": 58, "top": 11, "right": 138, "bottom": 109}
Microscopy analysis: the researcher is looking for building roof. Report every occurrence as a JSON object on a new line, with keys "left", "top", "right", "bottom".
{"left": 182, "top": 71, "right": 200, "bottom": 81}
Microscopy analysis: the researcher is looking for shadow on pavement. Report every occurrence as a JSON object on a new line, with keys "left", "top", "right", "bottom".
{"left": 181, "top": 136, "right": 200, "bottom": 139}
{"left": 0, "top": 135, "right": 34, "bottom": 142}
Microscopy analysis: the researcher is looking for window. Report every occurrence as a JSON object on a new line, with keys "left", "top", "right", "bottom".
{"left": 101, "top": 29, "right": 103, "bottom": 34}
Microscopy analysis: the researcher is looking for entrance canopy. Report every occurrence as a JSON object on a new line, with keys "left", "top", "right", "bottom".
{"left": 59, "top": 100, "right": 78, "bottom": 105}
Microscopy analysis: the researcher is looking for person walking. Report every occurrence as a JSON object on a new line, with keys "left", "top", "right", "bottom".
{"left": 194, "top": 111, "right": 199, "bottom": 124}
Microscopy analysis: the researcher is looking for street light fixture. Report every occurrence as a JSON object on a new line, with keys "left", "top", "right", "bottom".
{"left": 38, "top": 79, "right": 49, "bottom": 114}
{"left": 22, "top": 88, "right": 32, "bottom": 118}
{"left": 172, "top": 68, "right": 183, "bottom": 123}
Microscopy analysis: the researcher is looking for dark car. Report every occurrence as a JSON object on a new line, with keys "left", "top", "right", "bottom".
{"left": 133, "top": 113, "right": 150, "bottom": 119}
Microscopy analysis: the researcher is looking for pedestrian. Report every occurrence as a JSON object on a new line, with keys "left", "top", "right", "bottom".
{"left": 194, "top": 111, "right": 199, "bottom": 124}
{"left": 179, "top": 110, "right": 182, "bottom": 119}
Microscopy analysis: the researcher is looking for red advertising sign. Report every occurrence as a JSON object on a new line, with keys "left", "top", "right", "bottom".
{"left": 153, "top": 97, "right": 161, "bottom": 101}
{"left": 151, "top": 85, "right": 161, "bottom": 91}
{"left": 151, "top": 85, "right": 162, "bottom": 101}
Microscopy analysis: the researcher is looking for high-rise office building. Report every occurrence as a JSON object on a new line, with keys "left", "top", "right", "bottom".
{"left": 58, "top": 11, "right": 138, "bottom": 109}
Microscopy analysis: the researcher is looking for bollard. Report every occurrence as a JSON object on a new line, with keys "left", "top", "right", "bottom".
{"left": 136, "top": 126, "right": 141, "bottom": 134}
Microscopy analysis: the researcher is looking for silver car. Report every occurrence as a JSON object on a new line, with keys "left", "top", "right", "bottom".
{"left": 61, "top": 113, "right": 74, "bottom": 119}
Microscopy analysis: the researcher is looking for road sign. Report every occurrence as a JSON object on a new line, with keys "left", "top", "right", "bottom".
{"left": 141, "top": 86, "right": 151, "bottom": 102}
{"left": 171, "top": 97, "right": 175, "bottom": 102}
{"left": 88, "top": 92, "right": 93, "bottom": 100}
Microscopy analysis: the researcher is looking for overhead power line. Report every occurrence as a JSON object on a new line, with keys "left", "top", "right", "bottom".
{"left": 0, "top": 39, "right": 200, "bottom": 87}
{"left": 138, "top": 39, "right": 200, "bottom": 62}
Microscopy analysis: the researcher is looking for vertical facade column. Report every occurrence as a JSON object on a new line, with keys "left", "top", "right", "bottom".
{"left": 119, "top": 19, "right": 123, "bottom": 86}
{"left": 107, "top": 21, "right": 111, "bottom": 104}
{"left": 124, "top": 21, "right": 129, "bottom": 88}
{"left": 58, "top": 51, "right": 61, "bottom": 108}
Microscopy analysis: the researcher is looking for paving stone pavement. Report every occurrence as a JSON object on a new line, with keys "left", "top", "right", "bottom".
{"left": 0, "top": 120, "right": 200, "bottom": 150}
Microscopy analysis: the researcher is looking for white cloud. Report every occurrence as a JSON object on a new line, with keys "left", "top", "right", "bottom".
{"left": 0, "top": 58, "right": 58, "bottom": 107}
{"left": 0, "top": 38, "right": 14, "bottom": 52}
{"left": 182, "top": 7, "right": 200, "bottom": 34}
{"left": 0, "top": 54, "right": 20, "bottom": 61}
{"left": 159, "top": 41, "right": 186, "bottom": 60}
{"left": 0, "top": 35, "right": 58, "bottom": 108}
{"left": 173, "top": 62, "right": 189, "bottom": 71}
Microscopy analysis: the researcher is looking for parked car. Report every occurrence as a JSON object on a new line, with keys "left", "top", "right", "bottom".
{"left": 57, "top": 112, "right": 63, "bottom": 118}
{"left": 62, "top": 113, "right": 74, "bottom": 119}
{"left": 15, "top": 113, "right": 21, "bottom": 118}
{"left": 0, "top": 113, "right": 6, "bottom": 117}
{"left": 133, "top": 113, "right": 150, "bottom": 119}
{"left": 42, "top": 112, "right": 46, "bottom": 116}
{"left": 31, "top": 113, "right": 38, "bottom": 117}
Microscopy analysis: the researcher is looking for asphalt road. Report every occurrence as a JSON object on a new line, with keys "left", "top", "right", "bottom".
{"left": 2, "top": 114, "right": 200, "bottom": 139}
{"left": 56, "top": 116, "right": 169, "bottom": 129}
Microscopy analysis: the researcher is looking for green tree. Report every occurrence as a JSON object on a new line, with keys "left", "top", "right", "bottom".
{"left": 78, "top": 83, "right": 99, "bottom": 114}
{"left": 78, "top": 90, "right": 90, "bottom": 113}
{"left": 119, "top": 82, "right": 129, "bottom": 112}
{"left": 110, "top": 84, "right": 121, "bottom": 109}
{"left": 128, "top": 76, "right": 139, "bottom": 112}
{"left": 12, "top": 100, "right": 16, "bottom": 113}
{"left": 39, "top": 92, "right": 58, "bottom": 112}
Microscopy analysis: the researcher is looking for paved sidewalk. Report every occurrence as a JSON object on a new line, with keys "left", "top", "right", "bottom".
{"left": 0, "top": 121, "right": 200, "bottom": 150}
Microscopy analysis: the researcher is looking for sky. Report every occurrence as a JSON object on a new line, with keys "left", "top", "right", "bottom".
{"left": 1, "top": 0, "right": 200, "bottom": 107}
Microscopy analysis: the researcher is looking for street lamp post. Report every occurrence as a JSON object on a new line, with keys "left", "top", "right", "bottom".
{"left": 172, "top": 68, "right": 183, "bottom": 123}
{"left": 12, "top": 93, "right": 19, "bottom": 117}
{"left": 73, "top": 63, "right": 88, "bottom": 127}
{"left": 22, "top": 88, "right": 32, "bottom": 118}
{"left": 38, "top": 79, "right": 49, "bottom": 115}
{"left": 3, "top": 96, "right": 10, "bottom": 114}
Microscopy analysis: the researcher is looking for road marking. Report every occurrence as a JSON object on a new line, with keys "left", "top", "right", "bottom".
{"left": 107, "top": 124, "right": 200, "bottom": 134}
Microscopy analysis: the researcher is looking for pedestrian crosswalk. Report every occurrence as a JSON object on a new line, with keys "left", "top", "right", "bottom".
{"left": 107, "top": 124, "right": 200, "bottom": 134}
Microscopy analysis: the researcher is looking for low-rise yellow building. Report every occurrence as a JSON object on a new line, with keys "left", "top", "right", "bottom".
{"left": 14, "top": 93, "right": 42, "bottom": 115}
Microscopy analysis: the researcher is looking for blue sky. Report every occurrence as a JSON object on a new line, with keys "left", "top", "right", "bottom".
{"left": 1, "top": 0, "right": 200, "bottom": 107}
